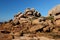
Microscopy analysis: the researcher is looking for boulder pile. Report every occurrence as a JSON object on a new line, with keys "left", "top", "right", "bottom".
{"left": 0, "top": 6, "right": 60, "bottom": 40}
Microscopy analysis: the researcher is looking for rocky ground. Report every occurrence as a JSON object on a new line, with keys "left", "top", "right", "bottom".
{"left": 0, "top": 5, "right": 60, "bottom": 40}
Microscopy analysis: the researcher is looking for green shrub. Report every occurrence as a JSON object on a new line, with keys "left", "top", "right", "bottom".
{"left": 46, "top": 16, "right": 54, "bottom": 21}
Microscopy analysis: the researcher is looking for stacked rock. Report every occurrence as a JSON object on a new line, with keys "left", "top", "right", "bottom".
{"left": 12, "top": 8, "right": 55, "bottom": 33}
{"left": 24, "top": 8, "right": 41, "bottom": 17}
{"left": 13, "top": 8, "right": 41, "bottom": 24}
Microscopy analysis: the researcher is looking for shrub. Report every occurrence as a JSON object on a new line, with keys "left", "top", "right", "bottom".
{"left": 46, "top": 16, "right": 54, "bottom": 21}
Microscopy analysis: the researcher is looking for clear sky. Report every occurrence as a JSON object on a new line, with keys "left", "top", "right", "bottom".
{"left": 0, "top": 0, "right": 60, "bottom": 22}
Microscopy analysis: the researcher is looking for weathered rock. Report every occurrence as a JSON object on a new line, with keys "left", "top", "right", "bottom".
{"left": 32, "top": 19, "right": 40, "bottom": 25}
{"left": 43, "top": 19, "right": 55, "bottom": 32}
{"left": 14, "top": 12, "right": 22, "bottom": 17}
{"left": 32, "top": 17, "right": 46, "bottom": 25}
{"left": 25, "top": 8, "right": 31, "bottom": 12}
{"left": 43, "top": 26, "right": 50, "bottom": 32}
{"left": 13, "top": 18, "right": 19, "bottom": 25}
{"left": 19, "top": 18, "right": 30, "bottom": 24}
{"left": 0, "top": 32, "right": 12, "bottom": 40}
{"left": 33, "top": 11, "right": 41, "bottom": 17}
{"left": 13, "top": 32, "right": 20, "bottom": 39}
{"left": 0, "top": 7, "right": 60, "bottom": 40}
{"left": 31, "top": 8, "right": 35, "bottom": 12}
{"left": 48, "top": 5, "right": 60, "bottom": 17}
{"left": 25, "top": 11, "right": 33, "bottom": 17}
{"left": 55, "top": 20, "right": 60, "bottom": 27}
{"left": 48, "top": 5, "right": 60, "bottom": 27}
{"left": 12, "top": 36, "right": 55, "bottom": 40}
{"left": 52, "top": 28, "right": 59, "bottom": 33}
{"left": 29, "top": 24, "right": 44, "bottom": 32}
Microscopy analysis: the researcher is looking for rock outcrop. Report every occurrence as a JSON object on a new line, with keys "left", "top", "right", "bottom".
{"left": 0, "top": 6, "right": 60, "bottom": 40}
{"left": 48, "top": 5, "right": 60, "bottom": 27}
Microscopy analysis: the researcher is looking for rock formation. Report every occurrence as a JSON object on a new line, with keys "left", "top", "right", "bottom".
{"left": 48, "top": 5, "right": 60, "bottom": 27}
{"left": 0, "top": 6, "right": 60, "bottom": 40}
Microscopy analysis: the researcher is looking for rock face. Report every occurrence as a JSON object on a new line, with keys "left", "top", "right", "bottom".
{"left": 48, "top": 5, "right": 60, "bottom": 27}
{"left": 0, "top": 7, "right": 60, "bottom": 40}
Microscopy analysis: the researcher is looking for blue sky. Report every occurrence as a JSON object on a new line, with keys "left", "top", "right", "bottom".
{"left": 0, "top": 0, "right": 60, "bottom": 22}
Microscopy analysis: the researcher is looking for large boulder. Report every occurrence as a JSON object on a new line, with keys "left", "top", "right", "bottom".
{"left": 13, "top": 18, "right": 19, "bottom": 25}
{"left": 48, "top": 5, "right": 60, "bottom": 27}
{"left": 55, "top": 20, "right": 60, "bottom": 27}
{"left": 31, "top": 8, "right": 35, "bottom": 12}
{"left": 34, "top": 11, "right": 41, "bottom": 17}
{"left": 48, "top": 5, "right": 60, "bottom": 17}
{"left": 32, "top": 19, "right": 40, "bottom": 25}
{"left": 19, "top": 18, "right": 28, "bottom": 24}
{"left": 24, "top": 8, "right": 41, "bottom": 17}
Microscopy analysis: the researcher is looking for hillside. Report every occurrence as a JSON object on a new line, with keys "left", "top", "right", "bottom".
{"left": 0, "top": 5, "right": 60, "bottom": 40}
